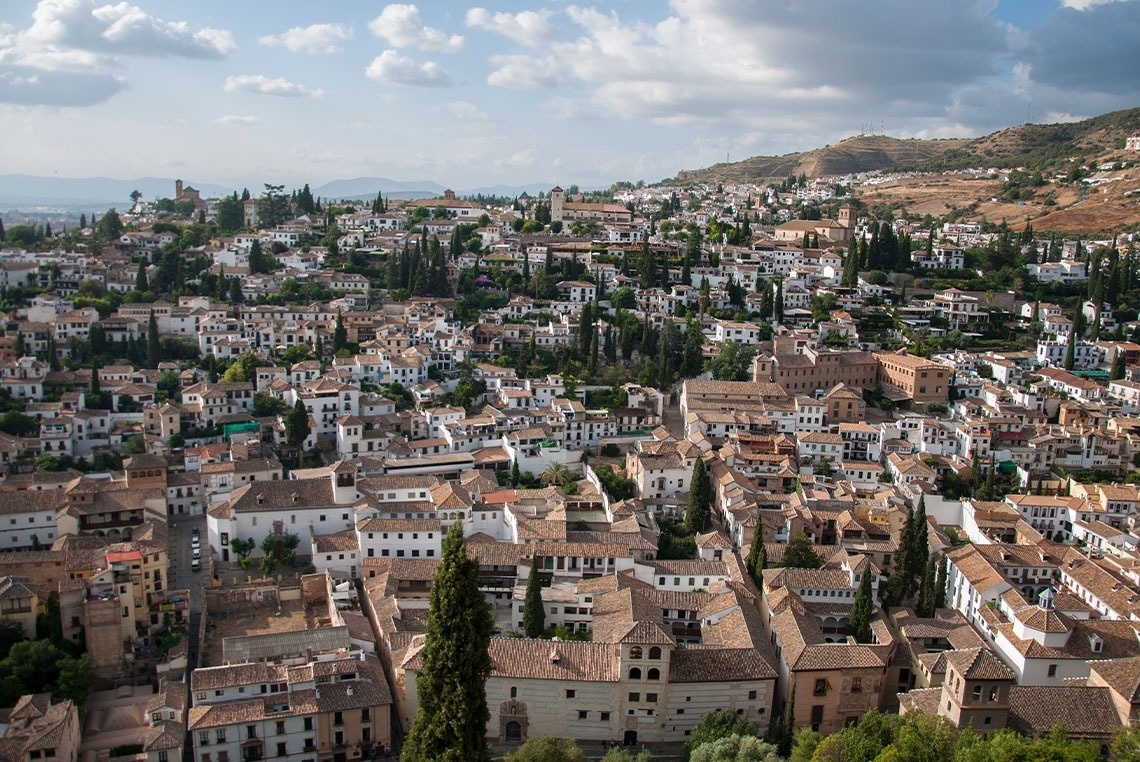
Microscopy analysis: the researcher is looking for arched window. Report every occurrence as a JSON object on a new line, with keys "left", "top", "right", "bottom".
{"left": 648, "top": 647, "right": 662, "bottom": 660}
{"left": 629, "top": 646, "right": 642, "bottom": 659}
{"left": 647, "top": 668, "right": 660, "bottom": 680}
{"left": 628, "top": 668, "right": 641, "bottom": 680}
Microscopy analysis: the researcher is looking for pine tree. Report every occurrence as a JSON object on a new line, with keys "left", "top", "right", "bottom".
{"left": 146, "top": 312, "right": 160, "bottom": 368}
{"left": 522, "top": 563, "right": 545, "bottom": 638}
{"left": 684, "top": 458, "right": 712, "bottom": 535}
{"left": 403, "top": 525, "right": 493, "bottom": 762}
{"left": 848, "top": 566, "right": 874, "bottom": 643}
{"left": 747, "top": 528, "right": 766, "bottom": 588}
{"left": 780, "top": 533, "right": 822, "bottom": 569}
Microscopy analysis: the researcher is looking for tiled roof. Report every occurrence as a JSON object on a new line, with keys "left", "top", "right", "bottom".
{"left": 669, "top": 647, "right": 776, "bottom": 682}
{"left": 1007, "top": 686, "right": 1121, "bottom": 739}
{"left": 943, "top": 647, "right": 1015, "bottom": 681}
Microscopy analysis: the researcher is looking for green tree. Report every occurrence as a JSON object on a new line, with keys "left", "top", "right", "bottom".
{"left": 333, "top": 312, "right": 348, "bottom": 353}
{"left": 504, "top": 737, "right": 586, "bottom": 762}
{"left": 689, "top": 735, "right": 782, "bottom": 762}
{"left": 1063, "top": 327, "right": 1076, "bottom": 371}
{"left": 55, "top": 655, "right": 94, "bottom": 707}
{"left": 135, "top": 261, "right": 149, "bottom": 292}
{"left": 684, "top": 458, "right": 712, "bottom": 535}
{"left": 916, "top": 556, "right": 937, "bottom": 617}
{"left": 848, "top": 566, "right": 875, "bottom": 643}
{"left": 933, "top": 555, "right": 947, "bottom": 610}
{"left": 257, "top": 184, "right": 291, "bottom": 228}
{"left": 600, "top": 749, "right": 652, "bottom": 762}
{"left": 780, "top": 534, "right": 822, "bottom": 569}
{"left": 97, "top": 209, "right": 124, "bottom": 240}
{"left": 285, "top": 400, "right": 311, "bottom": 450}
{"left": 522, "top": 563, "right": 545, "bottom": 638}
{"left": 746, "top": 528, "right": 766, "bottom": 588}
{"left": 215, "top": 193, "right": 244, "bottom": 233}
{"left": 146, "top": 312, "right": 160, "bottom": 367}
{"left": 686, "top": 709, "right": 757, "bottom": 754}
{"left": 402, "top": 525, "right": 494, "bottom": 762}
{"left": 1111, "top": 350, "right": 1127, "bottom": 381}
{"left": 229, "top": 537, "right": 256, "bottom": 560}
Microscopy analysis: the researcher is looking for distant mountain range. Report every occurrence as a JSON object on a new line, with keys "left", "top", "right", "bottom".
{"left": 0, "top": 173, "right": 561, "bottom": 209}
{"left": 672, "top": 106, "right": 1140, "bottom": 184}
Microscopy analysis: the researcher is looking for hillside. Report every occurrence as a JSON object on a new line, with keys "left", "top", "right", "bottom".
{"left": 674, "top": 135, "right": 968, "bottom": 185}
{"left": 674, "top": 106, "right": 1140, "bottom": 185}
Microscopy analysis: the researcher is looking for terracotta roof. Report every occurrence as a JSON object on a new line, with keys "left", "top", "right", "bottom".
{"left": 669, "top": 647, "right": 776, "bottom": 682}
{"left": 943, "top": 647, "right": 1015, "bottom": 682}
{"left": 1007, "top": 686, "right": 1121, "bottom": 739}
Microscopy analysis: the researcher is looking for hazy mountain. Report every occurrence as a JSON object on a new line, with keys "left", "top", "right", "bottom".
{"left": 0, "top": 175, "right": 235, "bottom": 207}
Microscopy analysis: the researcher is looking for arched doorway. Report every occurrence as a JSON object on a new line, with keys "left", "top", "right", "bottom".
{"left": 623, "top": 730, "right": 638, "bottom": 746}
{"left": 505, "top": 722, "right": 522, "bottom": 742}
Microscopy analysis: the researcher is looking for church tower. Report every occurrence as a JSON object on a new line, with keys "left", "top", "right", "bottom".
{"left": 550, "top": 186, "right": 565, "bottom": 223}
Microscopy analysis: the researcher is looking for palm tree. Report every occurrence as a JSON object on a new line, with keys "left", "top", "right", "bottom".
{"left": 541, "top": 462, "right": 573, "bottom": 487}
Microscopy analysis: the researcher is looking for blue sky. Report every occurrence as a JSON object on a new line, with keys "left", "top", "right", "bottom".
{"left": 0, "top": 0, "right": 1138, "bottom": 191}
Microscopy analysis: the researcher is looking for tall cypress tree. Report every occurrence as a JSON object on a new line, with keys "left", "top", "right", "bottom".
{"left": 933, "top": 555, "right": 948, "bottom": 610}
{"left": 908, "top": 495, "right": 929, "bottom": 599}
{"left": 747, "top": 527, "right": 766, "bottom": 587}
{"left": 848, "top": 566, "right": 874, "bottom": 643}
{"left": 146, "top": 311, "right": 160, "bottom": 368}
{"left": 684, "top": 458, "right": 712, "bottom": 535}
{"left": 403, "top": 524, "right": 493, "bottom": 762}
{"left": 916, "top": 557, "right": 936, "bottom": 618}
{"left": 522, "top": 563, "right": 545, "bottom": 638}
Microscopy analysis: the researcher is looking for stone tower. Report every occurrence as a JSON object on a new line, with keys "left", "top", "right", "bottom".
{"left": 550, "top": 186, "right": 564, "bottom": 223}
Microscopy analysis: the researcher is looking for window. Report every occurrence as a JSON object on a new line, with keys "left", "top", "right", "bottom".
{"left": 276, "top": 744, "right": 286, "bottom": 758}
{"left": 648, "top": 646, "right": 661, "bottom": 659}
{"left": 216, "top": 730, "right": 226, "bottom": 744}
{"left": 333, "top": 712, "right": 343, "bottom": 726}
{"left": 199, "top": 732, "right": 210, "bottom": 746}
{"left": 813, "top": 679, "right": 828, "bottom": 696}
{"left": 246, "top": 726, "right": 257, "bottom": 740}
{"left": 1047, "top": 664, "right": 1058, "bottom": 677}
{"left": 984, "top": 716, "right": 992, "bottom": 725}
{"left": 361, "top": 708, "right": 369, "bottom": 722}
{"left": 810, "top": 705, "right": 824, "bottom": 732}
{"left": 851, "top": 677, "right": 862, "bottom": 694}
{"left": 989, "top": 687, "right": 999, "bottom": 701}
{"left": 628, "top": 693, "right": 640, "bottom": 703}
{"left": 600, "top": 711, "right": 611, "bottom": 721}
{"left": 510, "top": 687, "right": 517, "bottom": 698}
{"left": 646, "top": 693, "right": 658, "bottom": 703}
{"left": 972, "top": 685, "right": 982, "bottom": 700}
{"left": 629, "top": 646, "right": 642, "bottom": 659}
{"left": 629, "top": 668, "right": 641, "bottom": 680}
{"left": 647, "top": 668, "right": 660, "bottom": 680}
{"left": 748, "top": 690, "right": 757, "bottom": 700}
{"left": 201, "top": 756, "right": 211, "bottom": 762}
{"left": 303, "top": 718, "right": 313, "bottom": 731}
{"left": 565, "top": 690, "right": 575, "bottom": 699}
{"left": 276, "top": 722, "right": 285, "bottom": 735}
{"left": 578, "top": 710, "right": 588, "bottom": 720}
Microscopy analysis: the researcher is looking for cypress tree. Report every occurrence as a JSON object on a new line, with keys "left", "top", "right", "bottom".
{"left": 747, "top": 527, "right": 766, "bottom": 588}
{"left": 1063, "top": 328, "right": 1076, "bottom": 371}
{"left": 333, "top": 312, "right": 348, "bottom": 353}
{"left": 522, "top": 563, "right": 545, "bottom": 638}
{"left": 135, "top": 261, "right": 149, "bottom": 292}
{"left": 774, "top": 280, "right": 784, "bottom": 323}
{"left": 684, "top": 458, "right": 712, "bottom": 535}
{"left": 146, "top": 311, "right": 160, "bottom": 368}
{"left": 403, "top": 524, "right": 493, "bottom": 762}
{"left": 908, "top": 495, "right": 929, "bottom": 598}
{"left": 848, "top": 565, "right": 874, "bottom": 643}
{"left": 916, "top": 557, "right": 936, "bottom": 618}
{"left": 934, "top": 555, "right": 948, "bottom": 610}
{"left": 1111, "top": 351, "right": 1126, "bottom": 381}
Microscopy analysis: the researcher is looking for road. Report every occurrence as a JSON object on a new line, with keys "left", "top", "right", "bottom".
{"left": 167, "top": 513, "right": 210, "bottom": 613}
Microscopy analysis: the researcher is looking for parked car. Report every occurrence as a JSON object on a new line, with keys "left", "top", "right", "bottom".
{"left": 192, "top": 547, "right": 201, "bottom": 560}
{"left": 191, "top": 557, "right": 201, "bottom": 572}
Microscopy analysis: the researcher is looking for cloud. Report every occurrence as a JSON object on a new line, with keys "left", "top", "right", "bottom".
{"left": 486, "top": 54, "right": 559, "bottom": 89}
{"left": 214, "top": 114, "right": 259, "bottom": 125}
{"left": 27, "top": 0, "right": 235, "bottom": 58}
{"left": 1058, "top": 0, "right": 1129, "bottom": 8}
{"left": 224, "top": 75, "right": 323, "bottom": 98}
{"left": 259, "top": 23, "right": 351, "bottom": 55}
{"left": 466, "top": 8, "right": 555, "bottom": 46}
{"left": 0, "top": 0, "right": 234, "bottom": 106}
{"left": 1019, "top": 2, "right": 1140, "bottom": 94}
{"left": 433, "top": 100, "right": 489, "bottom": 120}
{"left": 364, "top": 50, "right": 451, "bottom": 86}
{"left": 368, "top": 4, "right": 462, "bottom": 51}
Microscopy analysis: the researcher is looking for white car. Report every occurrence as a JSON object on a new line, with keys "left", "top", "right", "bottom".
{"left": 191, "top": 529, "right": 201, "bottom": 550}
{"left": 192, "top": 547, "right": 201, "bottom": 560}
{"left": 191, "top": 557, "right": 201, "bottom": 572}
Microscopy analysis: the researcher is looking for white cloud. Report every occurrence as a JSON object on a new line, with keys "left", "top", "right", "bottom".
{"left": 0, "top": 0, "right": 234, "bottom": 106}
{"left": 27, "top": 0, "right": 235, "bottom": 58}
{"left": 259, "top": 23, "right": 351, "bottom": 55}
{"left": 224, "top": 75, "right": 323, "bottom": 98}
{"left": 368, "top": 4, "right": 462, "bottom": 52}
{"left": 364, "top": 49, "right": 451, "bottom": 87}
{"left": 214, "top": 114, "right": 259, "bottom": 125}
{"left": 465, "top": 8, "right": 555, "bottom": 46}
{"left": 486, "top": 54, "right": 559, "bottom": 89}
{"left": 433, "top": 100, "right": 489, "bottom": 120}
{"left": 1059, "top": 0, "right": 1129, "bottom": 8}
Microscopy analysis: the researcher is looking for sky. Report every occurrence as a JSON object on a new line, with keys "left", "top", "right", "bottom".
{"left": 0, "top": 0, "right": 1138, "bottom": 192}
